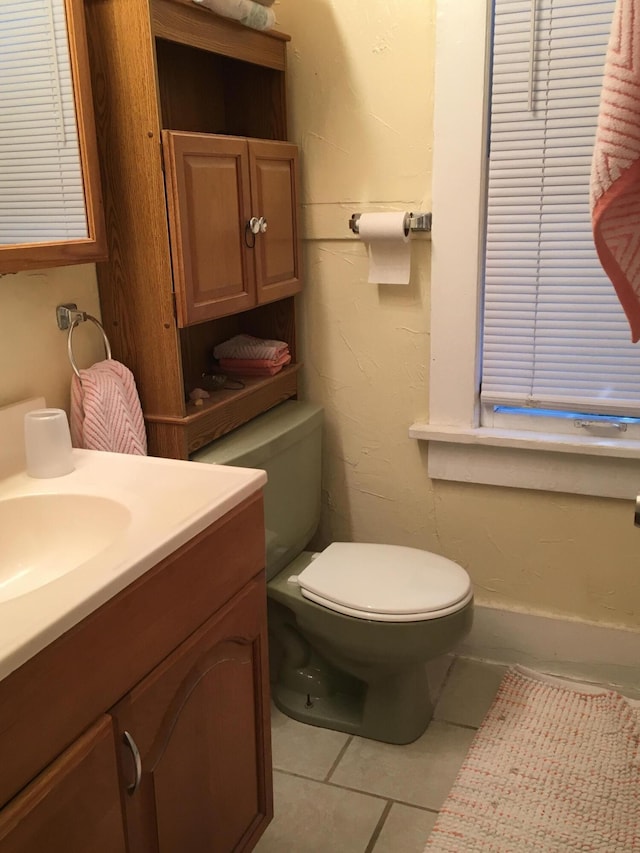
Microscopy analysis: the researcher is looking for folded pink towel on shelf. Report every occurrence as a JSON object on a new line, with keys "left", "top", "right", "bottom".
{"left": 219, "top": 353, "right": 292, "bottom": 377}
{"left": 591, "top": 0, "right": 640, "bottom": 341}
{"left": 70, "top": 359, "right": 147, "bottom": 455}
{"left": 218, "top": 353, "right": 291, "bottom": 372}
{"left": 213, "top": 334, "right": 289, "bottom": 361}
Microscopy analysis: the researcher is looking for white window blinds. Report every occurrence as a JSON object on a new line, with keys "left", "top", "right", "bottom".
{"left": 481, "top": 0, "right": 640, "bottom": 418}
{"left": 0, "top": 0, "right": 88, "bottom": 244}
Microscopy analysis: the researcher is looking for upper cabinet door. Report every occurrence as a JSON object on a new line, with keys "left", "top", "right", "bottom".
{"left": 0, "top": 0, "right": 106, "bottom": 274}
{"left": 249, "top": 140, "right": 302, "bottom": 304}
{"left": 163, "top": 131, "right": 257, "bottom": 327}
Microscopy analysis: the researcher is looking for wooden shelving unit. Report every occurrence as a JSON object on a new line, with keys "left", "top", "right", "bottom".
{"left": 84, "top": 0, "right": 301, "bottom": 459}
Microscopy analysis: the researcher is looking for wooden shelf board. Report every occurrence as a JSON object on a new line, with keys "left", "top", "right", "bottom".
{"left": 152, "top": 0, "right": 289, "bottom": 71}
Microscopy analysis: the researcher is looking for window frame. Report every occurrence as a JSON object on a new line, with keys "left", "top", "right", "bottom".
{"left": 409, "top": 0, "right": 640, "bottom": 500}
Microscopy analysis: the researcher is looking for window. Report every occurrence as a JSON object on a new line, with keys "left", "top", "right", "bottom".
{"left": 410, "top": 0, "right": 640, "bottom": 499}
{"left": 482, "top": 0, "right": 640, "bottom": 439}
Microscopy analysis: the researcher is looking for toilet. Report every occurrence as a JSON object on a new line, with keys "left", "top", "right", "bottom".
{"left": 192, "top": 401, "right": 473, "bottom": 744}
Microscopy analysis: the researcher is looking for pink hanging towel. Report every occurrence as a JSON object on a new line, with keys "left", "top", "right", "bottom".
{"left": 591, "top": 0, "right": 640, "bottom": 342}
{"left": 70, "top": 360, "right": 147, "bottom": 455}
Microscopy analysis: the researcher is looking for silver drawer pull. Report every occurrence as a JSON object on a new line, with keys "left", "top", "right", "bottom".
{"left": 123, "top": 730, "right": 142, "bottom": 795}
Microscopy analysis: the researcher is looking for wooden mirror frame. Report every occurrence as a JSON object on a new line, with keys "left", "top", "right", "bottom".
{"left": 0, "top": 0, "right": 107, "bottom": 274}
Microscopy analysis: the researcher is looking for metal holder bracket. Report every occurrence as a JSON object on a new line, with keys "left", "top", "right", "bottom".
{"left": 56, "top": 303, "right": 112, "bottom": 378}
{"left": 348, "top": 211, "right": 432, "bottom": 235}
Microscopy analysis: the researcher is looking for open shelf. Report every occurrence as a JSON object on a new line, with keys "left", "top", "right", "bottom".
{"left": 145, "top": 363, "right": 301, "bottom": 454}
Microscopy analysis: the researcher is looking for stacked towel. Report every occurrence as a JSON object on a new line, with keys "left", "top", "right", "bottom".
{"left": 70, "top": 360, "right": 147, "bottom": 455}
{"left": 213, "top": 334, "right": 291, "bottom": 377}
{"left": 591, "top": 0, "right": 640, "bottom": 341}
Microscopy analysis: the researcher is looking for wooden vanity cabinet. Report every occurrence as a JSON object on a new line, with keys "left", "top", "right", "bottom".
{"left": 0, "top": 493, "right": 272, "bottom": 853}
{"left": 84, "top": 0, "right": 302, "bottom": 459}
{"left": 113, "top": 581, "right": 269, "bottom": 852}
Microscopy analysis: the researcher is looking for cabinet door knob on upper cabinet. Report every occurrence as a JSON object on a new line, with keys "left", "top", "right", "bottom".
{"left": 248, "top": 217, "right": 268, "bottom": 236}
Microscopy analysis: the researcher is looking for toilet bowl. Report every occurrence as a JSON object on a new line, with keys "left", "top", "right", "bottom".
{"left": 192, "top": 401, "right": 473, "bottom": 744}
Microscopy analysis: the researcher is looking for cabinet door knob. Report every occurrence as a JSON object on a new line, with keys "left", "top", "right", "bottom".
{"left": 123, "top": 730, "right": 142, "bottom": 795}
{"left": 248, "top": 216, "right": 261, "bottom": 235}
{"left": 258, "top": 216, "right": 268, "bottom": 233}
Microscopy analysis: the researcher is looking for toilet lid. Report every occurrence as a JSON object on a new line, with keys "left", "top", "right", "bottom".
{"left": 297, "top": 543, "right": 472, "bottom": 622}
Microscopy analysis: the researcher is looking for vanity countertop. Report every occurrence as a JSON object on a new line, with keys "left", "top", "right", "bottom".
{"left": 0, "top": 448, "right": 266, "bottom": 681}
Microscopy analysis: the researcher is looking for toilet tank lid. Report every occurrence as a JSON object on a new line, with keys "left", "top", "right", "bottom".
{"left": 297, "top": 543, "right": 472, "bottom": 617}
{"left": 190, "top": 401, "right": 323, "bottom": 468}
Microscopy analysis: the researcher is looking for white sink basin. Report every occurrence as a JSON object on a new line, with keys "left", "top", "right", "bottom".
{"left": 0, "top": 494, "right": 131, "bottom": 602}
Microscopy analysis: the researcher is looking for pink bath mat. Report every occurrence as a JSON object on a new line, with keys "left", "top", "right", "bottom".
{"left": 425, "top": 667, "right": 640, "bottom": 851}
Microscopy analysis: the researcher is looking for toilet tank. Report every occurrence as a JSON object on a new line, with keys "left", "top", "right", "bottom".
{"left": 191, "top": 401, "right": 323, "bottom": 579}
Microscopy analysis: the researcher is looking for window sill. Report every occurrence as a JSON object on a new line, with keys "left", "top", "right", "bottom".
{"left": 409, "top": 422, "right": 640, "bottom": 499}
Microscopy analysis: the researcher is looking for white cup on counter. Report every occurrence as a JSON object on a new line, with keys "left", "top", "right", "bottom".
{"left": 24, "top": 409, "right": 75, "bottom": 478}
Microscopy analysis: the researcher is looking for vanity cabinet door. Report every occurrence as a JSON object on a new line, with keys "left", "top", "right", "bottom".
{"left": 112, "top": 577, "right": 272, "bottom": 853}
{"left": 249, "top": 139, "right": 302, "bottom": 305}
{"left": 0, "top": 716, "right": 126, "bottom": 853}
{"left": 163, "top": 131, "right": 257, "bottom": 326}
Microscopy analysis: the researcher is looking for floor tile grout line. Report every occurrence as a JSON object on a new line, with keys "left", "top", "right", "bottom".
{"left": 273, "top": 768, "right": 442, "bottom": 814}
{"left": 363, "top": 800, "right": 393, "bottom": 853}
{"left": 324, "top": 735, "right": 353, "bottom": 783}
{"left": 433, "top": 655, "right": 458, "bottom": 705}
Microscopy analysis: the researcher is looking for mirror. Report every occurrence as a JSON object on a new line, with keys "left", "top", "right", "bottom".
{"left": 0, "top": 0, "right": 106, "bottom": 273}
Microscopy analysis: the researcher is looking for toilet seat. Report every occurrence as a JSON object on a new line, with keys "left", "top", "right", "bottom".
{"left": 296, "top": 543, "right": 473, "bottom": 622}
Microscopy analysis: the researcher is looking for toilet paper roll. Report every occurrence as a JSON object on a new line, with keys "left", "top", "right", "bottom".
{"left": 357, "top": 212, "right": 411, "bottom": 285}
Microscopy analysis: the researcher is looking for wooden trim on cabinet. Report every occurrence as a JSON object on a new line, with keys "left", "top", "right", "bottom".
{"left": 84, "top": 0, "right": 186, "bottom": 419}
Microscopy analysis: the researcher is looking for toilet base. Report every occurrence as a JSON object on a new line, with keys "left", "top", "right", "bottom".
{"left": 272, "top": 663, "right": 434, "bottom": 745}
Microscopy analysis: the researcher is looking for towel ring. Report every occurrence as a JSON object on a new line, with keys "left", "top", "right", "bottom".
{"left": 67, "top": 313, "right": 111, "bottom": 379}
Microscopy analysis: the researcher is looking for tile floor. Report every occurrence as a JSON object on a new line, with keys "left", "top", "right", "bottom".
{"left": 255, "top": 657, "right": 508, "bottom": 853}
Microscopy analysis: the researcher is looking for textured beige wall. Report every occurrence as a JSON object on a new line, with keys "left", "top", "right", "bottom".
{"left": 0, "top": 264, "right": 103, "bottom": 412}
{"left": 275, "top": 0, "right": 640, "bottom": 629}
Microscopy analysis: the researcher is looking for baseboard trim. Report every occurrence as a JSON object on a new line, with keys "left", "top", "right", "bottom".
{"left": 459, "top": 604, "right": 640, "bottom": 695}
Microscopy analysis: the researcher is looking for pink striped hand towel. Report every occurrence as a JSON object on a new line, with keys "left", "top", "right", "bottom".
{"left": 591, "top": 0, "right": 640, "bottom": 341}
{"left": 70, "top": 360, "right": 147, "bottom": 455}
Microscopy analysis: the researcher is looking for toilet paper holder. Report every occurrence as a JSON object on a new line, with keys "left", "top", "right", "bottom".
{"left": 348, "top": 211, "right": 432, "bottom": 235}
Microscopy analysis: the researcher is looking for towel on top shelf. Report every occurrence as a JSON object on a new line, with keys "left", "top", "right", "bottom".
{"left": 213, "top": 334, "right": 291, "bottom": 377}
